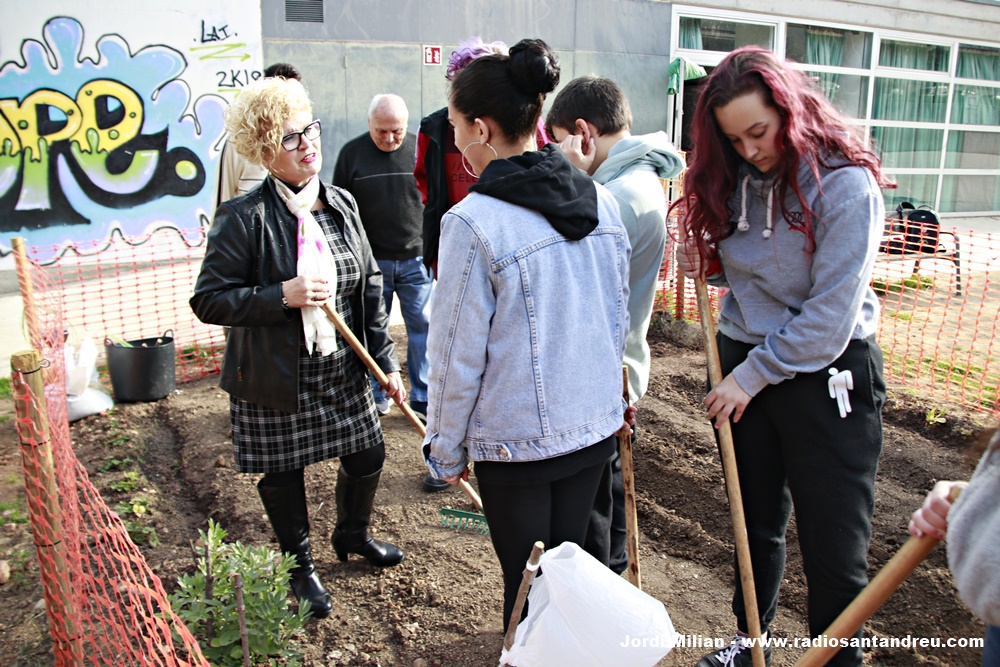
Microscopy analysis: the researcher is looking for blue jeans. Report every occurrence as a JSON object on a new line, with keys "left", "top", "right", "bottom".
{"left": 370, "top": 257, "right": 432, "bottom": 403}
{"left": 984, "top": 625, "right": 1000, "bottom": 667}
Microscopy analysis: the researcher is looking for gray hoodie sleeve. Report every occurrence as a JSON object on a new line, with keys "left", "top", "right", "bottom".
{"left": 947, "top": 445, "right": 1000, "bottom": 627}
{"left": 732, "top": 167, "right": 884, "bottom": 397}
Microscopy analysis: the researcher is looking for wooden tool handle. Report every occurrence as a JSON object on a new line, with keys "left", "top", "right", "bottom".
{"left": 620, "top": 366, "right": 642, "bottom": 589}
{"left": 321, "top": 302, "right": 483, "bottom": 512}
{"left": 321, "top": 303, "right": 426, "bottom": 435}
{"left": 503, "top": 541, "right": 545, "bottom": 654}
{"left": 794, "top": 486, "right": 963, "bottom": 667}
{"left": 458, "top": 479, "right": 483, "bottom": 511}
{"left": 695, "top": 277, "right": 767, "bottom": 667}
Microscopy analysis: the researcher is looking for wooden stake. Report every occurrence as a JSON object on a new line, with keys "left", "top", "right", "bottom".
{"left": 11, "top": 237, "right": 40, "bottom": 342}
{"left": 695, "top": 278, "right": 767, "bottom": 667}
{"left": 12, "top": 349, "right": 83, "bottom": 667}
{"left": 503, "top": 541, "right": 545, "bottom": 654}
{"left": 233, "top": 573, "right": 251, "bottom": 667}
{"left": 620, "top": 367, "right": 641, "bottom": 589}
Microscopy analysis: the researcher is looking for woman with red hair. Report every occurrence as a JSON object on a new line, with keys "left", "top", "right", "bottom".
{"left": 674, "top": 46, "right": 893, "bottom": 667}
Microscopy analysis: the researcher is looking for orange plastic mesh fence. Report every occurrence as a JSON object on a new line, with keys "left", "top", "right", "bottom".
{"left": 13, "top": 242, "right": 209, "bottom": 666}
{"left": 25, "top": 227, "right": 225, "bottom": 384}
{"left": 659, "top": 212, "right": 1000, "bottom": 415}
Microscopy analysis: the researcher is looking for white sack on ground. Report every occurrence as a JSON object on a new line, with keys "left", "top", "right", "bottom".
{"left": 499, "top": 541, "right": 677, "bottom": 667}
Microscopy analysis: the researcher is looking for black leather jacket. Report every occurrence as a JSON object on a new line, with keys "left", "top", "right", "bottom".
{"left": 191, "top": 177, "right": 399, "bottom": 413}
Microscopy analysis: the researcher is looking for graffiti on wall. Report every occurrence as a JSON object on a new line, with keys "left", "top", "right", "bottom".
{"left": 0, "top": 13, "right": 257, "bottom": 262}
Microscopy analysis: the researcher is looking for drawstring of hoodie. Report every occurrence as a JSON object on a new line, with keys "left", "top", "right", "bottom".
{"left": 736, "top": 174, "right": 774, "bottom": 239}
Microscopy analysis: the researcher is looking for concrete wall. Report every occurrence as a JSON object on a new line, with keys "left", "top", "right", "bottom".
{"left": 260, "top": 0, "right": 675, "bottom": 170}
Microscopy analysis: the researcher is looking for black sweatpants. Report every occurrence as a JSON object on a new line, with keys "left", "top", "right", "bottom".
{"left": 476, "top": 448, "right": 613, "bottom": 630}
{"left": 718, "top": 334, "right": 885, "bottom": 667}
{"left": 585, "top": 435, "right": 631, "bottom": 575}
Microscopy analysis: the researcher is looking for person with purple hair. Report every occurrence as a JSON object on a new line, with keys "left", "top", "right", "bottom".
{"left": 414, "top": 36, "right": 549, "bottom": 280}
{"left": 414, "top": 38, "right": 508, "bottom": 284}
{"left": 413, "top": 36, "right": 550, "bottom": 493}
{"left": 673, "top": 47, "right": 894, "bottom": 667}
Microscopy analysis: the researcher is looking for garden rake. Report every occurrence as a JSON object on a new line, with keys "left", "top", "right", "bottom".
{"left": 320, "top": 303, "right": 489, "bottom": 534}
{"left": 695, "top": 277, "right": 767, "bottom": 667}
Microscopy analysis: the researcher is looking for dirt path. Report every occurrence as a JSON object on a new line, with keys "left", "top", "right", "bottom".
{"left": 0, "top": 321, "right": 992, "bottom": 666}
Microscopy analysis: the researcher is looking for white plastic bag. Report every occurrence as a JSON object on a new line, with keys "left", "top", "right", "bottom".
{"left": 499, "top": 542, "right": 677, "bottom": 667}
{"left": 64, "top": 338, "right": 113, "bottom": 421}
{"left": 66, "top": 388, "right": 114, "bottom": 422}
{"left": 65, "top": 337, "right": 98, "bottom": 397}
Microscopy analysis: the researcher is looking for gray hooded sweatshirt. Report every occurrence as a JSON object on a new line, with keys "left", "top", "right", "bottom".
{"left": 592, "top": 131, "right": 685, "bottom": 402}
{"left": 709, "top": 158, "right": 884, "bottom": 397}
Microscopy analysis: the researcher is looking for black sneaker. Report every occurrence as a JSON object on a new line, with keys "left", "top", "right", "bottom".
{"left": 423, "top": 473, "right": 451, "bottom": 492}
{"left": 409, "top": 401, "right": 428, "bottom": 424}
{"left": 695, "top": 634, "right": 771, "bottom": 667}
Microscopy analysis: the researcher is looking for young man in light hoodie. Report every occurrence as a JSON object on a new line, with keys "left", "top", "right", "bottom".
{"left": 547, "top": 76, "right": 685, "bottom": 575}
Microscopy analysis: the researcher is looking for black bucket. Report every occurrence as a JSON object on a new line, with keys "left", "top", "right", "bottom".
{"left": 104, "top": 329, "right": 176, "bottom": 402}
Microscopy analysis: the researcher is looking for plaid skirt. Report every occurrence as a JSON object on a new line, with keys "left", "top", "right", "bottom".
{"left": 230, "top": 340, "right": 384, "bottom": 473}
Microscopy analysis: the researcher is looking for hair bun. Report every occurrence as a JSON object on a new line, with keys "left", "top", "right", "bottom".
{"left": 508, "top": 39, "right": 560, "bottom": 96}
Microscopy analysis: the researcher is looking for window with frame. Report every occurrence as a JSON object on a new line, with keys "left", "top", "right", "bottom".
{"left": 878, "top": 40, "right": 949, "bottom": 72}
{"left": 679, "top": 17, "right": 773, "bottom": 52}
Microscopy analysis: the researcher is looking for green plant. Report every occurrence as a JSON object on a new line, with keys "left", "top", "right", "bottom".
{"left": 170, "top": 520, "right": 309, "bottom": 666}
{"left": 115, "top": 496, "right": 159, "bottom": 546}
{"left": 0, "top": 500, "right": 29, "bottom": 525}
{"left": 0, "top": 376, "right": 11, "bottom": 399}
{"left": 871, "top": 274, "right": 933, "bottom": 297}
{"left": 6, "top": 549, "right": 35, "bottom": 588}
{"left": 99, "top": 456, "right": 134, "bottom": 472}
{"left": 110, "top": 471, "right": 140, "bottom": 493}
{"left": 926, "top": 407, "right": 947, "bottom": 425}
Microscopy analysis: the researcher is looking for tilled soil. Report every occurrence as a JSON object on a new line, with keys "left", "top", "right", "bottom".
{"left": 0, "top": 320, "right": 992, "bottom": 666}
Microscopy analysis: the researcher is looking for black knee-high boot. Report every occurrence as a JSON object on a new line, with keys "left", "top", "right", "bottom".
{"left": 257, "top": 478, "right": 334, "bottom": 618}
{"left": 331, "top": 466, "right": 403, "bottom": 566}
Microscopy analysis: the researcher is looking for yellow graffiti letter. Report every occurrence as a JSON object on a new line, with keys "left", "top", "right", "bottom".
{"left": 0, "top": 89, "right": 82, "bottom": 162}
{"left": 73, "top": 79, "right": 144, "bottom": 154}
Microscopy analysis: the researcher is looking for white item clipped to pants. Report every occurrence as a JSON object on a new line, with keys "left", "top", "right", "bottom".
{"left": 499, "top": 541, "right": 677, "bottom": 667}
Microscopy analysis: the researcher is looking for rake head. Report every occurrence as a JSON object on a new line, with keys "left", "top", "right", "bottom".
{"left": 440, "top": 507, "right": 490, "bottom": 534}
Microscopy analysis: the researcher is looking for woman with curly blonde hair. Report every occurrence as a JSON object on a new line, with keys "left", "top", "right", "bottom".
{"left": 192, "top": 77, "right": 405, "bottom": 619}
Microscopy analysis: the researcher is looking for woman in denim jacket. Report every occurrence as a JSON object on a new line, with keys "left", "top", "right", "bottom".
{"left": 421, "top": 38, "right": 631, "bottom": 629}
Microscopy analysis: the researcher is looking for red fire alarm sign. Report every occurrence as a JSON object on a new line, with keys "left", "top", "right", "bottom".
{"left": 423, "top": 45, "right": 442, "bottom": 66}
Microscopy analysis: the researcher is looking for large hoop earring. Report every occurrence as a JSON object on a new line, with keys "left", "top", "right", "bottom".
{"left": 461, "top": 141, "right": 499, "bottom": 179}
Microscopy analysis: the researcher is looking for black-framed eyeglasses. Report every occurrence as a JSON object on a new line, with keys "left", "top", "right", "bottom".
{"left": 281, "top": 120, "right": 322, "bottom": 151}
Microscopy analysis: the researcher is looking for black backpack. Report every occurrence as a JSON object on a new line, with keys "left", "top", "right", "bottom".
{"left": 881, "top": 201, "right": 940, "bottom": 254}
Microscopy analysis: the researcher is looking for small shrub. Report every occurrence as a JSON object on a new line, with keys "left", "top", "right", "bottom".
{"left": 0, "top": 377, "right": 11, "bottom": 399}
{"left": 170, "top": 519, "right": 309, "bottom": 667}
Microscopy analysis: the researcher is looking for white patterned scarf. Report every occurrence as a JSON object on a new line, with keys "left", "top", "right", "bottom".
{"left": 272, "top": 175, "right": 339, "bottom": 355}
